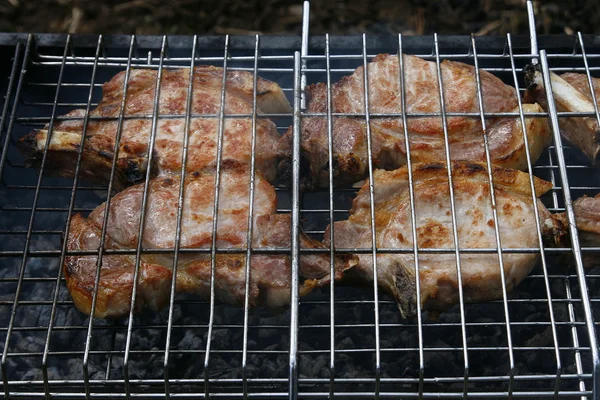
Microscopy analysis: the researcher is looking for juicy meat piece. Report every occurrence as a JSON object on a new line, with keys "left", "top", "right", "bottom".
{"left": 66, "top": 167, "right": 354, "bottom": 318}
{"left": 555, "top": 194, "right": 600, "bottom": 268}
{"left": 324, "top": 162, "right": 559, "bottom": 317}
{"left": 282, "top": 54, "right": 550, "bottom": 188}
{"left": 20, "top": 67, "right": 291, "bottom": 189}
{"left": 525, "top": 67, "right": 600, "bottom": 165}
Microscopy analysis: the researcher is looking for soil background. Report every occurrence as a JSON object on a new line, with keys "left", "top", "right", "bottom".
{"left": 0, "top": 0, "right": 599, "bottom": 36}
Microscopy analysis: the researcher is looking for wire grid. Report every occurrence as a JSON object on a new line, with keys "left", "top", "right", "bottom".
{"left": 297, "top": 33, "right": 599, "bottom": 398}
{"left": 540, "top": 32, "right": 600, "bottom": 397}
{"left": 0, "top": 34, "right": 298, "bottom": 399}
{"left": 0, "top": 31, "right": 598, "bottom": 400}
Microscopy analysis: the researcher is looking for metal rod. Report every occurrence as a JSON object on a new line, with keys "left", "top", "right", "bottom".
{"left": 1, "top": 388, "right": 595, "bottom": 399}
{"left": 203, "top": 34, "right": 231, "bottom": 399}
{"left": 526, "top": 0, "right": 539, "bottom": 64}
{"left": 0, "top": 35, "right": 30, "bottom": 400}
{"left": 544, "top": 144, "right": 586, "bottom": 396}
{"left": 122, "top": 35, "right": 168, "bottom": 399}
{"left": 77, "top": 33, "right": 135, "bottom": 396}
{"left": 565, "top": 278, "right": 586, "bottom": 400}
{"left": 1, "top": 343, "right": 595, "bottom": 357}
{"left": 506, "top": 33, "right": 562, "bottom": 397}
{"left": 300, "top": 1, "right": 309, "bottom": 110}
{"left": 577, "top": 32, "right": 600, "bottom": 129}
{"left": 241, "top": 33, "right": 261, "bottom": 399}
{"left": 397, "top": 35, "right": 425, "bottom": 398}
{"left": 0, "top": 372, "right": 595, "bottom": 384}
{"left": 11, "top": 110, "right": 560, "bottom": 121}
{"left": 163, "top": 34, "right": 198, "bottom": 400}
{"left": 39, "top": 35, "right": 73, "bottom": 400}
{"left": 471, "top": 35, "right": 516, "bottom": 398}
{"left": 31, "top": 50, "right": 563, "bottom": 65}
{"left": 0, "top": 44, "right": 24, "bottom": 181}
{"left": 288, "top": 51, "right": 302, "bottom": 400}
{"left": 432, "top": 32, "right": 470, "bottom": 397}
{"left": 39, "top": 34, "right": 102, "bottom": 400}
{"left": 324, "top": 33, "right": 336, "bottom": 399}
{"left": 360, "top": 34, "right": 381, "bottom": 399}
{"left": 33, "top": 48, "right": 598, "bottom": 63}
{"left": 0, "top": 244, "right": 574, "bottom": 257}
{"left": 575, "top": 35, "right": 600, "bottom": 395}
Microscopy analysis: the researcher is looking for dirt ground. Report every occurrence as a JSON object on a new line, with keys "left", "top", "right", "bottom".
{"left": 0, "top": 0, "right": 599, "bottom": 36}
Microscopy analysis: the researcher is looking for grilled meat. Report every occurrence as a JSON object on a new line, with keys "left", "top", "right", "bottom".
{"left": 324, "top": 162, "right": 559, "bottom": 317}
{"left": 281, "top": 54, "right": 551, "bottom": 188}
{"left": 554, "top": 194, "right": 600, "bottom": 268}
{"left": 66, "top": 166, "right": 354, "bottom": 318}
{"left": 20, "top": 67, "right": 291, "bottom": 190}
{"left": 525, "top": 67, "right": 600, "bottom": 165}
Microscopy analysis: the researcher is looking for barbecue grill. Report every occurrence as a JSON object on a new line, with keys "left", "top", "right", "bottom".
{"left": 1, "top": 1, "right": 599, "bottom": 398}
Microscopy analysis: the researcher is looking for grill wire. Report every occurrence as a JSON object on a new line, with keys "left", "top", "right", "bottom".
{"left": 0, "top": 2, "right": 600, "bottom": 398}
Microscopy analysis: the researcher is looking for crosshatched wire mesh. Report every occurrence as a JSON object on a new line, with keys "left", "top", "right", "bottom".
{"left": 0, "top": 5, "right": 599, "bottom": 400}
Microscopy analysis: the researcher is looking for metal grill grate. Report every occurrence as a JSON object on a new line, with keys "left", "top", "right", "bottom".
{"left": 0, "top": 1, "right": 599, "bottom": 398}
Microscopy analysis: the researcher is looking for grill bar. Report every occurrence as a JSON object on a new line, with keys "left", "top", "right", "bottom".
{"left": 241, "top": 33, "right": 262, "bottom": 400}
{"left": 31, "top": 52, "right": 600, "bottom": 65}
{"left": 288, "top": 51, "right": 302, "bottom": 400}
{"left": 323, "top": 33, "right": 336, "bottom": 398}
{"left": 0, "top": 390, "right": 597, "bottom": 399}
{"left": 163, "top": 34, "right": 198, "bottom": 399}
{"left": 526, "top": 0, "right": 538, "bottom": 65}
{"left": 300, "top": 1, "right": 309, "bottom": 110}
{"left": 360, "top": 33, "right": 382, "bottom": 399}
{"left": 543, "top": 62, "right": 585, "bottom": 399}
{"left": 472, "top": 34, "right": 519, "bottom": 397}
{"left": 4, "top": 373, "right": 596, "bottom": 384}
{"left": 0, "top": 44, "right": 23, "bottom": 182}
{"left": 2, "top": 245, "right": 593, "bottom": 256}
{"left": 0, "top": 34, "right": 36, "bottom": 400}
{"left": 40, "top": 34, "right": 77, "bottom": 400}
{"left": 576, "top": 33, "right": 600, "bottom": 130}
{"left": 0, "top": 40, "right": 26, "bottom": 400}
{"left": 565, "top": 278, "right": 587, "bottom": 399}
{"left": 575, "top": 29, "right": 600, "bottom": 400}
{"left": 80, "top": 35, "right": 111, "bottom": 400}
{"left": 202, "top": 34, "right": 230, "bottom": 398}
{"left": 6, "top": 344, "right": 595, "bottom": 356}
{"left": 432, "top": 32, "right": 471, "bottom": 396}
{"left": 397, "top": 33, "right": 425, "bottom": 397}
{"left": 121, "top": 34, "right": 168, "bottom": 398}
{"left": 506, "top": 32, "right": 562, "bottom": 396}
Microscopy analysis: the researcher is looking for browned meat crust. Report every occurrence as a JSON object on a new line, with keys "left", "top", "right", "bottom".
{"left": 281, "top": 54, "right": 550, "bottom": 188}
{"left": 554, "top": 194, "right": 600, "bottom": 269}
{"left": 20, "top": 66, "right": 291, "bottom": 190}
{"left": 66, "top": 166, "right": 355, "bottom": 318}
{"left": 525, "top": 66, "right": 600, "bottom": 165}
{"left": 324, "top": 161, "right": 560, "bottom": 317}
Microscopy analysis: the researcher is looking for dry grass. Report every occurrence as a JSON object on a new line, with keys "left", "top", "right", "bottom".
{"left": 0, "top": 0, "right": 599, "bottom": 36}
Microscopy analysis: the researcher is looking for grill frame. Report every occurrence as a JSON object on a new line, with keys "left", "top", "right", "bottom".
{"left": 0, "top": 1, "right": 599, "bottom": 398}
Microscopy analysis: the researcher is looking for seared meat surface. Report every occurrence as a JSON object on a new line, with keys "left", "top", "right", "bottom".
{"left": 66, "top": 166, "right": 354, "bottom": 318}
{"left": 525, "top": 68, "right": 600, "bottom": 165}
{"left": 324, "top": 162, "right": 559, "bottom": 317}
{"left": 282, "top": 54, "right": 550, "bottom": 188}
{"left": 21, "top": 67, "right": 291, "bottom": 189}
{"left": 555, "top": 194, "right": 600, "bottom": 268}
